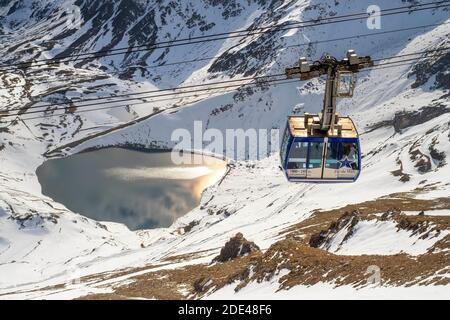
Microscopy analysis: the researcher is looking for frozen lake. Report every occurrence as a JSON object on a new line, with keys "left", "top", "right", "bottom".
{"left": 37, "top": 148, "right": 226, "bottom": 230}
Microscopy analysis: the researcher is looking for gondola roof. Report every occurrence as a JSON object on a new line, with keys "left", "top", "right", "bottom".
{"left": 287, "top": 115, "right": 358, "bottom": 138}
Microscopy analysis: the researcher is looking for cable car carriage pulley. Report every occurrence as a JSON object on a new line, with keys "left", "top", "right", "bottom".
{"left": 280, "top": 50, "right": 373, "bottom": 182}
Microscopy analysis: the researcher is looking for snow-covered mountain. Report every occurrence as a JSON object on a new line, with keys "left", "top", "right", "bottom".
{"left": 0, "top": 0, "right": 449, "bottom": 299}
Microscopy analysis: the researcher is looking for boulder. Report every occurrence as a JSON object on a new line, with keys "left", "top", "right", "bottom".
{"left": 213, "top": 232, "right": 260, "bottom": 263}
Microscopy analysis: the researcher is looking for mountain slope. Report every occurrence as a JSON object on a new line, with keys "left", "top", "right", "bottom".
{"left": 0, "top": 0, "right": 449, "bottom": 299}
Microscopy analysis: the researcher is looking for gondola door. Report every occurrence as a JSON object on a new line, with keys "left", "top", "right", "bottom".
{"left": 323, "top": 138, "right": 360, "bottom": 181}
{"left": 323, "top": 138, "right": 339, "bottom": 180}
{"left": 306, "top": 140, "right": 324, "bottom": 179}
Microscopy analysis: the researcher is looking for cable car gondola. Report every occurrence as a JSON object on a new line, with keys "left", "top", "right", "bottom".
{"left": 280, "top": 114, "right": 361, "bottom": 182}
{"left": 280, "top": 50, "right": 373, "bottom": 183}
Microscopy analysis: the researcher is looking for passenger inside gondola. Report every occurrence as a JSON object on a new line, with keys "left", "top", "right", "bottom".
{"left": 342, "top": 143, "right": 358, "bottom": 170}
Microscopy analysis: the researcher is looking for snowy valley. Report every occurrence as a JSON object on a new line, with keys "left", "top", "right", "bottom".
{"left": 0, "top": 0, "right": 449, "bottom": 299}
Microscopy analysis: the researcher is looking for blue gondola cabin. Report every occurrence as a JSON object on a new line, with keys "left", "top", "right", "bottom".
{"left": 280, "top": 114, "right": 361, "bottom": 182}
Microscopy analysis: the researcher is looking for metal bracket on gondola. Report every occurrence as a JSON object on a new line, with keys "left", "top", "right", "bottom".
{"left": 336, "top": 71, "right": 356, "bottom": 97}
{"left": 285, "top": 50, "right": 373, "bottom": 133}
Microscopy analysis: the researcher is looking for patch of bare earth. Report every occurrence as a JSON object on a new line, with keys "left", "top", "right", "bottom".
{"left": 70, "top": 187, "right": 449, "bottom": 299}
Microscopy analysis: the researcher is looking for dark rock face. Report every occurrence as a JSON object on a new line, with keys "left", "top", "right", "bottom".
{"left": 193, "top": 276, "right": 212, "bottom": 293}
{"left": 390, "top": 160, "right": 411, "bottom": 182}
{"left": 392, "top": 105, "right": 450, "bottom": 133}
{"left": 410, "top": 49, "right": 450, "bottom": 90}
{"left": 396, "top": 217, "right": 430, "bottom": 237}
{"left": 213, "top": 232, "right": 260, "bottom": 263}
{"left": 429, "top": 142, "right": 447, "bottom": 168}
{"left": 309, "top": 230, "right": 328, "bottom": 248}
{"left": 207, "top": 0, "right": 295, "bottom": 77}
{"left": 0, "top": 0, "right": 12, "bottom": 7}
{"left": 380, "top": 207, "right": 401, "bottom": 221}
{"left": 409, "top": 149, "right": 432, "bottom": 173}
{"left": 429, "top": 147, "right": 446, "bottom": 163}
{"left": 365, "top": 105, "right": 449, "bottom": 134}
{"left": 309, "top": 211, "right": 359, "bottom": 249}
{"left": 183, "top": 220, "right": 199, "bottom": 233}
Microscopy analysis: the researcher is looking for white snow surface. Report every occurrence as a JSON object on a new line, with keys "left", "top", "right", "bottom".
{"left": 0, "top": 0, "right": 449, "bottom": 299}
{"left": 324, "top": 219, "right": 449, "bottom": 256}
{"left": 401, "top": 210, "right": 450, "bottom": 216}
{"left": 206, "top": 278, "right": 450, "bottom": 300}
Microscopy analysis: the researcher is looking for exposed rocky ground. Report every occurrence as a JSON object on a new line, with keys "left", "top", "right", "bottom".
{"left": 0, "top": 0, "right": 449, "bottom": 299}
{"left": 72, "top": 187, "right": 449, "bottom": 299}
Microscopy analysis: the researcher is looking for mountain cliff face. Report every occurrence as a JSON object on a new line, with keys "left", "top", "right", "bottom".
{"left": 0, "top": 0, "right": 449, "bottom": 299}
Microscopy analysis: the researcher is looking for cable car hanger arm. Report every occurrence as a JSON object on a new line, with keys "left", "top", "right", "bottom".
{"left": 285, "top": 50, "right": 373, "bottom": 133}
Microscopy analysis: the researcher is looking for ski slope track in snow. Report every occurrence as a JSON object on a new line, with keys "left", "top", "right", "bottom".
{"left": 0, "top": 0, "right": 449, "bottom": 299}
